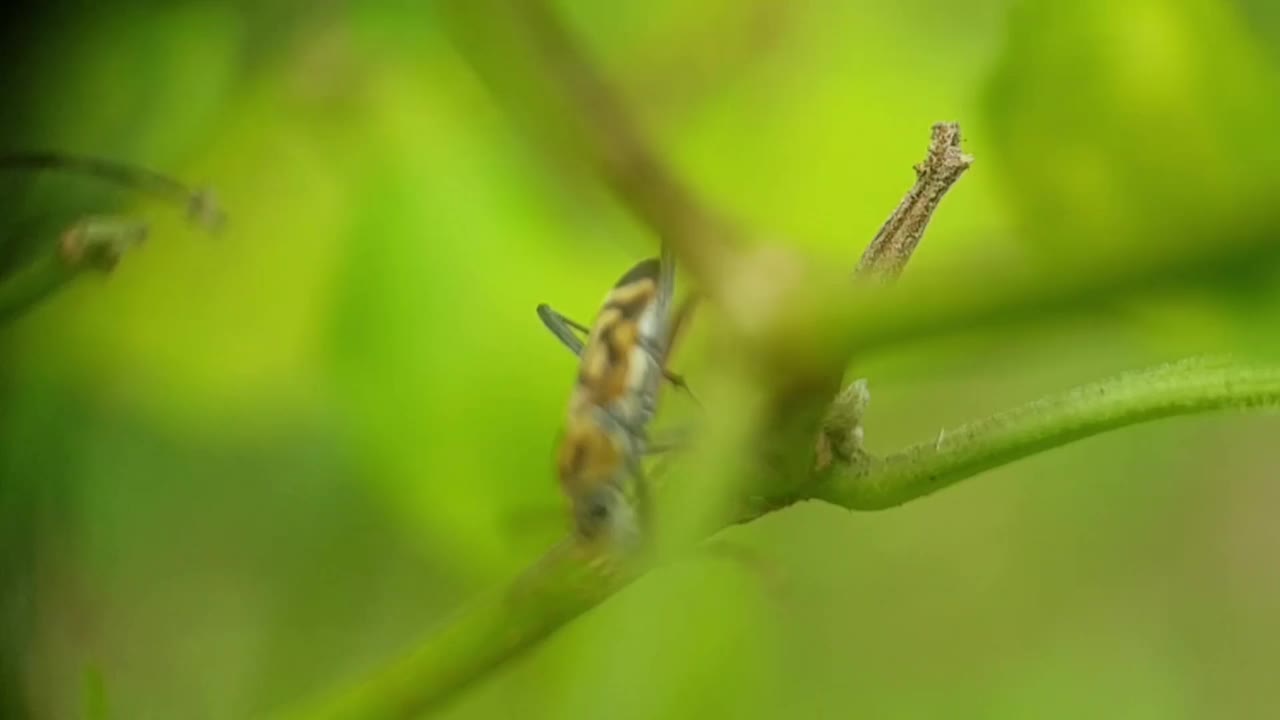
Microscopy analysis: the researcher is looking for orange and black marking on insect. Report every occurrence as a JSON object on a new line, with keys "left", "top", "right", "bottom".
{"left": 537, "top": 251, "right": 697, "bottom": 548}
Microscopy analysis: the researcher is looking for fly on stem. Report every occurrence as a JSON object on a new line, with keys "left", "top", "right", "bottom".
{"left": 535, "top": 242, "right": 700, "bottom": 570}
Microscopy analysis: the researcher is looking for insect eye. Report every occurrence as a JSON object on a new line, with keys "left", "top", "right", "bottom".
{"left": 587, "top": 497, "right": 610, "bottom": 521}
{"left": 576, "top": 494, "right": 611, "bottom": 536}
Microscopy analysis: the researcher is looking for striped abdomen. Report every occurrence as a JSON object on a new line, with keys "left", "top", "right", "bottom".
{"left": 574, "top": 257, "right": 663, "bottom": 410}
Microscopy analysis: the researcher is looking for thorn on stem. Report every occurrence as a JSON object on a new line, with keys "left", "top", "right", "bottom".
{"left": 814, "top": 378, "right": 871, "bottom": 472}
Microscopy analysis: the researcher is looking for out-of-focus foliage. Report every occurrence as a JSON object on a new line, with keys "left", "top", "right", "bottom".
{"left": 2, "top": 1, "right": 1279, "bottom": 718}
{"left": 986, "top": 0, "right": 1280, "bottom": 254}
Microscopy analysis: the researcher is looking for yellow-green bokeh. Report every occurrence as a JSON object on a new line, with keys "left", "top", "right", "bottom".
{"left": 2, "top": 1, "right": 1279, "bottom": 718}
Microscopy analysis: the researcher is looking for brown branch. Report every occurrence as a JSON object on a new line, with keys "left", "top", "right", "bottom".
{"left": 856, "top": 122, "right": 973, "bottom": 282}
{"left": 438, "top": 0, "right": 743, "bottom": 287}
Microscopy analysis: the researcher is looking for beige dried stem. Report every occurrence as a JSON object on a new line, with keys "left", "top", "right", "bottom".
{"left": 856, "top": 121, "right": 973, "bottom": 282}
{"left": 813, "top": 123, "right": 973, "bottom": 474}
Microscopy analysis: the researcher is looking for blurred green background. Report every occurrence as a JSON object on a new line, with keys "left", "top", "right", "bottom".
{"left": 3, "top": 0, "right": 1280, "bottom": 718}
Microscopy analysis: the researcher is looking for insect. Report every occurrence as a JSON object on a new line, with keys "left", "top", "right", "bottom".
{"left": 537, "top": 245, "right": 697, "bottom": 551}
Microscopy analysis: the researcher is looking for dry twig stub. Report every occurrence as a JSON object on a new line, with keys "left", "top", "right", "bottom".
{"left": 856, "top": 122, "right": 973, "bottom": 283}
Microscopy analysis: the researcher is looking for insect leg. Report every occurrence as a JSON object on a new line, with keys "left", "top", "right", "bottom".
{"left": 536, "top": 303, "right": 589, "bottom": 356}
{"left": 623, "top": 448, "right": 654, "bottom": 540}
{"left": 661, "top": 368, "right": 698, "bottom": 404}
{"left": 662, "top": 294, "right": 702, "bottom": 405}
{"left": 541, "top": 300, "right": 696, "bottom": 397}
{"left": 661, "top": 293, "right": 699, "bottom": 362}
{"left": 656, "top": 242, "right": 677, "bottom": 319}
{"left": 638, "top": 297, "right": 702, "bottom": 406}
{"left": 636, "top": 336, "right": 697, "bottom": 400}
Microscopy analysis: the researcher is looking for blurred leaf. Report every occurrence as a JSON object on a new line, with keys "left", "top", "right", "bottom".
{"left": 984, "top": 0, "right": 1280, "bottom": 258}
{"left": 1234, "top": 0, "right": 1280, "bottom": 63}
{"left": 983, "top": 0, "right": 1280, "bottom": 365}
{"left": 7, "top": 2, "right": 1280, "bottom": 718}
{"left": 81, "top": 665, "right": 108, "bottom": 720}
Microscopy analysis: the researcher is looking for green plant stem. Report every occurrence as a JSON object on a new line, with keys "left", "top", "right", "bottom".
{"left": 824, "top": 356, "right": 1280, "bottom": 510}
{"left": 278, "top": 541, "right": 640, "bottom": 720}
{"left": 0, "top": 218, "right": 147, "bottom": 327}
{"left": 0, "top": 248, "right": 82, "bottom": 326}
{"left": 286, "top": 356, "right": 1280, "bottom": 720}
